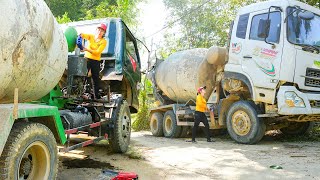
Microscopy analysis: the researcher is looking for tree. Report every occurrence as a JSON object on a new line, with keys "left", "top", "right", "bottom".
{"left": 158, "top": 0, "right": 260, "bottom": 58}
{"left": 44, "top": 0, "right": 83, "bottom": 21}
{"left": 45, "top": 0, "right": 143, "bottom": 30}
{"left": 159, "top": 0, "right": 320, "bottom": 59}
{"left": 303, "top": 0, "right": 320, "bottom": 8}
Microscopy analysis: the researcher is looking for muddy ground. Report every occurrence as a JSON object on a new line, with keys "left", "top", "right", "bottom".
{"left": 58, "top": 131, "right": 320, "bottom": 180}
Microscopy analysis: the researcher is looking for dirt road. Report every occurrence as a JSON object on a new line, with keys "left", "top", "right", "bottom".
{"left": 58, "top": 131, "right": 320, "bottom": 180}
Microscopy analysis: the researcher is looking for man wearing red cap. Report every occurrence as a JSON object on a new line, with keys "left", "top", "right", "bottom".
{"left": 190, "top": 86, "right": 213, "bottom": 143}
{"left": 80, "top": 23, "right": 107, "bottom": 99}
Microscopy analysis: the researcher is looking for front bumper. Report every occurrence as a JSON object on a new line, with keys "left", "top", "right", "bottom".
{"left": 277, "top": 86, "right": 320, "bottom": 115}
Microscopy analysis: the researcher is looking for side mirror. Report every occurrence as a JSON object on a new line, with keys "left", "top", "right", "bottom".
{"left": 298, "top": 11, "right": 315, "bottom": 20}
{"left": 258, "top": 19, "right": 270, "bottom": 38}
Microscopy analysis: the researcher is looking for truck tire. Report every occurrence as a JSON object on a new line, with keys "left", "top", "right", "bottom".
{"left": 179, "top": 126, "right": 190, "bottom": 138}
{"left": 0, "top": 122, "right": 58, "bottom": 180}
{"left": 109, "top": 101, "right": 131, "bottom": 153}
{"left": 163, "top": 110, "right": 182, "bottom": 138}
{"left": 150, "top": 112, "right": 164, "bottom": 137}
{"left": 281, "top": 122, "right": 314, "bottom": 135}
{"left": 226, "top": 101, "right": 266, "bottom": 144}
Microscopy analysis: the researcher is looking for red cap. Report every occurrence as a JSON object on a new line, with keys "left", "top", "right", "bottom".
{"left": 197, "top": 86, "right": 206, "bottom": 93}
{"left": 97, "top": 23, "right": 107, "bottom": 31}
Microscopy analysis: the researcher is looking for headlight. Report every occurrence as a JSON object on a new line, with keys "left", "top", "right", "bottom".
{"left": 285, "top": 91, "right": 305, "bottom": 107}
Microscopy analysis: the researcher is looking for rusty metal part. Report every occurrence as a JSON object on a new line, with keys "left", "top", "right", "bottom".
{"left": 0, "top": 0, "right": 68, "bottom": 103}
{"left": 222, "top": 79, "right": 245, "bottom": 93}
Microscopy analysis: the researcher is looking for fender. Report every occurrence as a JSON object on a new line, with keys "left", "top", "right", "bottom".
{"left": 223, "top": 71, "right": 255, "bottom": 100}
{"left": 0, "top": 104, "right": 67, "bottom": 155}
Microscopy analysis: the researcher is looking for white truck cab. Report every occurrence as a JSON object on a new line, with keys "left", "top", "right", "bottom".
{"left": 149, "top": 0, "right": 320, "bottom": 145}
{"left": 225, "top": 0, "right": 320, "bottom": 117}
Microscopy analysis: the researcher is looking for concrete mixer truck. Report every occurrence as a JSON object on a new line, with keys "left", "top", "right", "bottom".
{"left": 149, "top": 0, "right": 320, "bottom": 144}
{"left": 0, "top": 1, "right": 141, "bottom": 179}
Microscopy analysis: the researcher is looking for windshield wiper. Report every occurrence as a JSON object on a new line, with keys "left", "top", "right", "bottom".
{"left": 298, "top": 44, "right": 320, "bottom": 54}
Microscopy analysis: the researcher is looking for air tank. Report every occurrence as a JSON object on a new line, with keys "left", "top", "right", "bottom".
{"left": 155, "top": 47, "right": 226, "bottom": 103}
{"left": 0, "top": 0, "right": 68, "bottom": 103}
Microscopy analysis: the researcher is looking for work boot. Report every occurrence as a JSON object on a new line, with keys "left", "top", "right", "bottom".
{"left": 207, "top": 139, "right": 215, "bottom": 142}
{"left": 186, "top": 140, "right": 197, "bottom": 143}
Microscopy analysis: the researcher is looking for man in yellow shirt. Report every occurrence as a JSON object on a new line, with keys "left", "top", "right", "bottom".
{"left": 191, "top": 86, "right": 213, "bottom": 143}
{"left": 80, "top": 23, "right": 107, "bottom": 99}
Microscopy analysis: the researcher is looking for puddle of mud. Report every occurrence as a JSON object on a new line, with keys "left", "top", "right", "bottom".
{"left": 62, "top": 157, "right": 115, "bottom": 169}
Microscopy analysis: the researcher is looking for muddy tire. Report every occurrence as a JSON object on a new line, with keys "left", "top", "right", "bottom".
{"left": 0, "top": 122, "right": 58, "bottom": 180}
{"left": 226, "top": 101, "right": 266, "bottom": 144}
{"left": 281, "top": 122, "right": 314, "bottom": 135}
{"left": 150, "top": 112, "right": 164, "bottom": 137}
{"left": 109, "top": 100, "right": 131, "bottom": 153}
{"left": 163, "top": 110, "right": 182, "bottom": 138}
{"left": 179, "top": 126, "right": 190, "bottom": 138}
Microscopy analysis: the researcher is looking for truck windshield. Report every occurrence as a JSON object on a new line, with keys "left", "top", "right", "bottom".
{"left": 287, "top": 7, "right": 320, "bottom": 47}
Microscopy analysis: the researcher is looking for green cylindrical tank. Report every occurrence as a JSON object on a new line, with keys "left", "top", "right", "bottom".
{"left": 0, "top": 0, "right": 68, "bottom": 103}
{"left": 64, "top": 27, "right": 78, "bottom": 52}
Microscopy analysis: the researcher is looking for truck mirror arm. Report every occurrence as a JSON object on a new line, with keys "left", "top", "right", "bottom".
{"left": 284, "top": 5, "right": 300, "bottom": 23}
{"left": 265, "top": 6, "right": 282, "bottom": 47}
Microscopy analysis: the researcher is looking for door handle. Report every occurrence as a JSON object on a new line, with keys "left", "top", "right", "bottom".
{"left": 243, "top": 56, "right": 252, "bottom": 59}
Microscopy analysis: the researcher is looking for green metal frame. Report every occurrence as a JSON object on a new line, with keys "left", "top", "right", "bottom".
{"left": 0, "top": 103, "right": 67, "bottom": 155}
{"left": 39, "top": 85, "right": 67, "bottom": 109}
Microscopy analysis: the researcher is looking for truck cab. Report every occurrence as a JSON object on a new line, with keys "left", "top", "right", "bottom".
{"left": 62, "top": 18, "right": 141, "bottom": 112}
{"left": 148, "top": 0, "right": 320, "bottom": 145}
{"left": 225, "top": 0, "right": 320, "bottom": 116}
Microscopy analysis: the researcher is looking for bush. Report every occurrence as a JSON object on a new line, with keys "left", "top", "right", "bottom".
{"left": 132, "top": 80, "right": 152, "bottom": 131}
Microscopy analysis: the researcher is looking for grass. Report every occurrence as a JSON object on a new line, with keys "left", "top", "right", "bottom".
{"left": 125, "top": 146, "right": 145, "bottom": 160}
{"left": 264, "top": 123, "right": 320, "bottom": 142}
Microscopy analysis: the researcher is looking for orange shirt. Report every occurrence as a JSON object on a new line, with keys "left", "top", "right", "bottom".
{"left": 196, "top": 94, "right": 207, "bottom": 112}
{"left": 81, "top": 33, "right": 107, "bottom": 61}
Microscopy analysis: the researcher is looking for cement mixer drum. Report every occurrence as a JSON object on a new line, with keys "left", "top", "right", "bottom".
{"left": 0, "top": 0, "right": 68, "bottom": 103}
{"left": 155, "top": 49, "right": 210, "bottom": 103}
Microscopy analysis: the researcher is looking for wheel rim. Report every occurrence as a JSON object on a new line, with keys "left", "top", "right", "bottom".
{"left": 18, "top": 141, "right": 50, "bottom": 180}
{"left": 231, "top": 110, "right": 251, "bottom": 136}
{"left": 151, "top": 118, "right": 157, "bottom": 131}
{"left": 121, "top": 110, "right": 131, "bottom": 140}
{"left": 165, "top": 116, "right": 172, "bottom": 134}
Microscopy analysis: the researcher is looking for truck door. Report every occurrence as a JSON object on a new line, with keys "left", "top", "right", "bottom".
{"left": 242, "top": 9, "right": 283, "bottom": 91}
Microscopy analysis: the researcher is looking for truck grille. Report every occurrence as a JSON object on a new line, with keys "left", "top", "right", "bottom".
{"left": 305, "top": 68, "right": 320, "bottom": 88}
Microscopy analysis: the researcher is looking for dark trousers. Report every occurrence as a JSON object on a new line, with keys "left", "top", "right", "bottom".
{"left": 192, "top": 111, "right": 210, "bottom": 141}
{"left": 86, "top": 58, "right": 101, "bottom": 99}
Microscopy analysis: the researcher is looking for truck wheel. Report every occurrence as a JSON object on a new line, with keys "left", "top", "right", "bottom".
{"left": 0, "top": 122, "right": 58, "bottom": 180}
{"left": 109, "top": 101, "right": 131, "bottom": 153}
{"left": 226, "top": 101, "right": 266, "bottom": 144}
{"left": 179, "top": 126, "right": 190, "bottom": 138}
{"left": 163, "top": 110, "right": 182, "bottom": 138}
{"left": 281, "top": 122, "right": 314, "bottom": 135}
{"left": 150, "top": 112, "right": 164, "bottom": 137}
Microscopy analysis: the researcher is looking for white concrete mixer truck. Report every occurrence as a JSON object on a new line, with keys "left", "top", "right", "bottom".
{"left": 0, "top": 1, "right": 142, "bottom": 179}
{"left": 149, "top": 0, "right": 320, "bottom": 144}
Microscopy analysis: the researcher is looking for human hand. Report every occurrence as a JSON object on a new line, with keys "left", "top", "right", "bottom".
{"left": 80, "top": 47, "right": 86, "bottom": 52}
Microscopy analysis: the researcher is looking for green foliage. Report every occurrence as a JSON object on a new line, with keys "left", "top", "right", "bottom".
{"left": 302, "top": 0, "right": 320, "bottom": 8}
{"left": 44, "top": 0, "right": 83, "bottom": 21}
{"left": 159, "top": 0, "right": 320, "bottom": 59}
{"left": 159, "top": 0, "right": 260, "bottom": 58}
{"left": 132, "top": 76, "right": 153, "bottom": 131}
{"left": 45, "top": 0, "right": 143, "bottom": 29}
{"left": 56, "top": 12, "right": 72, "bottom": 24}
